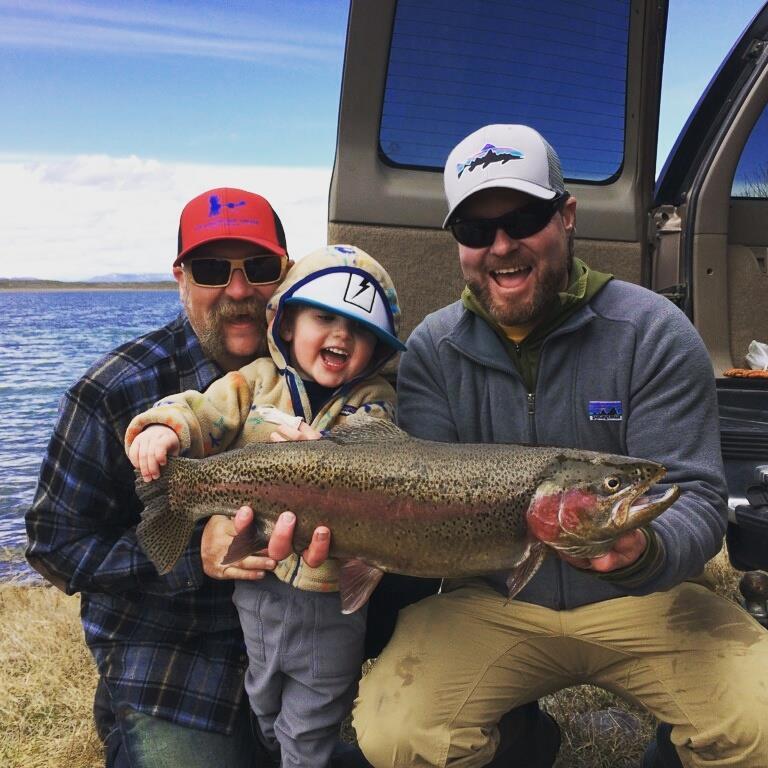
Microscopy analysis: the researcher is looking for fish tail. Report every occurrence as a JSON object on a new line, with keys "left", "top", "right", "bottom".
{"left": 135, "top": 470, "right": 195, "bottom": 575}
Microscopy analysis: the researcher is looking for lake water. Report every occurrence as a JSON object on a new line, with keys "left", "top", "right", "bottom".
{"left": 0, "top": 290, "right": 181, "bottom": 580}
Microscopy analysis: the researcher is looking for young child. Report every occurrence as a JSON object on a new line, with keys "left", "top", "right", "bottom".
{"left": 124, "top": 244, "right": 405, "bottom": 768}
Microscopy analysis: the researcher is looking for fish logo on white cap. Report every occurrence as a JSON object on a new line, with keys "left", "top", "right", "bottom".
{"left": 456, "top": 143, "right": 523, "bottom": 178}
{"left": 443, "top": 124, "right": 565, "bottom": 227}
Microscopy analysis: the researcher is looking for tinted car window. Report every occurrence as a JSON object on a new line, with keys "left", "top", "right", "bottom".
{"left": 379, "top": 0, "right": 630, "bottom": 182}
{"left": 732, "top": 107, "right": 768, "bottom": 197}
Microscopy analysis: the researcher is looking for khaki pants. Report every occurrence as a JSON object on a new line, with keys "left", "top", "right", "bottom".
{"left": 353, "top": 581, "right": 768, "bottom": 767}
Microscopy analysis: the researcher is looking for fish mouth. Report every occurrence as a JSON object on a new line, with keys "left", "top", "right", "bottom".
{"left": 614, "top": 485, "right": 680, "bottom": 528}
{"left": 557, "top": 465, "right": 678, "bottom": 537}
{"left": 609, "top": 464, "right": 679, "bottom": 530}
{"left": 553, "top": 480, "right": 680, "bottom": 560}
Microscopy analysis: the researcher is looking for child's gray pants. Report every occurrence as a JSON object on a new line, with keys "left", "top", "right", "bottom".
{"left": 233, "top": 574, "right": 366, "bottom": 768}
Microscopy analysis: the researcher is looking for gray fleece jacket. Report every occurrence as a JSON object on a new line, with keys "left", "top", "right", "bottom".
{"left": 396, "top": 279, "right": 728, "bottom": 609}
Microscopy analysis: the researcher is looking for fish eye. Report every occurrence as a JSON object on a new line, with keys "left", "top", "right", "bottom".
{"left": 603, "top": 476, "right": 621, "bottom": 492}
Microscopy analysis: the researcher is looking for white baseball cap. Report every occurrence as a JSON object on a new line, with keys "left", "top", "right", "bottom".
{"left": 284, "top": 267, "right": 406, "bottom": 352}
{"left": 443, "top": 124, "right": 566, "bottom": 226}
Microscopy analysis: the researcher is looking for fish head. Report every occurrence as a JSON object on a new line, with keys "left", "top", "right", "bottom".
{"left": 526, "top": 453, "right": 680, "bottom": 559}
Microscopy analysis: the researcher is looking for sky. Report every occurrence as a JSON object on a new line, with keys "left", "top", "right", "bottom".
{"left": 0, "top": 0, "right": 765, "bottom": 280}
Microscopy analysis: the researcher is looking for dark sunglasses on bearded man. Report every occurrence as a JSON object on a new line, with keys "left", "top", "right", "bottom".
{"left": 183, "top": 252, "right": 289, "bottom": 287}
{"left": 448, "top": 193, "right": 568, "bottom": 248}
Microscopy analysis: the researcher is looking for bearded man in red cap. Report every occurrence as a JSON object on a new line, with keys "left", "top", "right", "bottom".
{"left": 25, "top": 188, "right": 332, "bottom": 767}
{"left": 25, "top": 187, "right": 558, "bottom": 768}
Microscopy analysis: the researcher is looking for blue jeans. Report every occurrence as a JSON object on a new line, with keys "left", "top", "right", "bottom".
{"left": 97, "top": 676, "right": 268, "bottom": 768}
{"left": 116, "top": 706, "right": 262, "bottom": 768}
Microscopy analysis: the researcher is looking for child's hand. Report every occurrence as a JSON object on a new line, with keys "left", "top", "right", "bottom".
{"left": 269, "top": 422, "right": 322, "bottom": 442}
{"left": 128, "top": 425, "right": 180, "bottom": 482}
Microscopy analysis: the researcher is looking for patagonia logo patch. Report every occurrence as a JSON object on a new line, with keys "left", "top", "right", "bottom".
{"left": 589, "top": 401, "right": 623, "bottom": 421}
{"left": 340, "top": 405, "right": 359, "bottom": 416}
{"left": 457, "top": 143, "right": 523, "bottom": 178}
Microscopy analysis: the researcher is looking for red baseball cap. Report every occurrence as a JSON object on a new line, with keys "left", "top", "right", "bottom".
{"left": 174, "top": 187, "right": 288, "bottom": 266}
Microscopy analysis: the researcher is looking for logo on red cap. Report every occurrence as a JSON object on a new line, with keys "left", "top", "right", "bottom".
{"left": 208, "top": 195, "right": 246, "bottom": 216}
{"left": 174, "top": 187, "right": 287, "bottom": 266}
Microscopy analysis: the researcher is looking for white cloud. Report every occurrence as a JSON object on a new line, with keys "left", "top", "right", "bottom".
{"left": 0, "top": 0, "right": 342, "bottom": 44}
{"left": 0, "top": 153, "right": 331, "bottom": 280}
{"left": 0, "top": 0, "right": 342, "bottom": 64}
{"left": 34, "top": 154, "right": 168, "bottom": 188}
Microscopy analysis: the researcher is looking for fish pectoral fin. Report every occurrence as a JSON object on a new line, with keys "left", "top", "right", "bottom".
{"left": 339, "top": 559, "right": 384, "bottom": 614}
{"left": 221, "top": 519, "right": 270, "bottom": 565}
{"left": 505, "top": 541, "right": 547, "bottom": 600}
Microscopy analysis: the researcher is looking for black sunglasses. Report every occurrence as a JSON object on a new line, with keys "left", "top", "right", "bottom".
{"left": 448, "top": 195, "right": 566, "bottom": 248}
{"left": 184, "top": 254, "right": 288, "bottom": 287}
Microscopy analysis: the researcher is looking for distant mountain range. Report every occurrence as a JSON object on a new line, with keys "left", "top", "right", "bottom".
{"left": 84, "top": 273, "right": 172, "bottom": 283}
{"left": 1, "top": 273, "right": 176, "bottom": 290}
{"left": 1, "top": 273, "right": 172, "bottom": 283}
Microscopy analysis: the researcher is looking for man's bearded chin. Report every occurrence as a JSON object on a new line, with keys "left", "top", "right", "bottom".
{"left": 468, "top": 270, "right": 562, "bottom": 326}
{"left": 468, "top": 253, "right": 572, "bottom": 327}
{"left": 186, "top": 295, "right": 268, "bottom": 370}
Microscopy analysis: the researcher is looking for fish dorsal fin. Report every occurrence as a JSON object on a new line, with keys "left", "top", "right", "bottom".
{"left": 326, "top": 413, "right": 409, "bottom": 445}
{"left": 339, "top": 558, "right": 384, "bottom": 613}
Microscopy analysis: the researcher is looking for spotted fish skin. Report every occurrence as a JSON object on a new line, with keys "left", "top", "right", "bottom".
{"left": 134, "top": 416, "right": 678, "bottom": 610}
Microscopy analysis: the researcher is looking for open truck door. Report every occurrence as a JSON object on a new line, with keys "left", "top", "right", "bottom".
{"left": 331, "top": 0, "right": 768, "bottom": 611}
{"left": 651, "top": 5, "right": 768, "bottom": 584}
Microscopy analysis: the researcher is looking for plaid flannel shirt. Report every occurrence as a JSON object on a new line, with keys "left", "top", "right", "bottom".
{"left": 25, "top": 313, "right": 250, "bottom": 734}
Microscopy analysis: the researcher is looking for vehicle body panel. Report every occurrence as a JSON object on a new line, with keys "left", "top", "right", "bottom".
{"left": 331, "top": 0, "right": 768, "bottom": 570}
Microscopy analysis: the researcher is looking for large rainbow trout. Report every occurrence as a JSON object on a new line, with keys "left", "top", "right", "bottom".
{"left": 135, "top": 416, "right": 679, "bottom": 613}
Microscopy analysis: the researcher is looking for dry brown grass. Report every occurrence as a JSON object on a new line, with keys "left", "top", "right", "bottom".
{"left": 0, "top": 548, "right": 747, "bottom": 768}
{"left": 545, "top": 685, "right": 653, "bottom": 768}
{"left": 0, "top": 583, "right": 102, "bottom": 768}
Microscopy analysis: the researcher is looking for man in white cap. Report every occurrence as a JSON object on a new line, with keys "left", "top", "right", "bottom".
{"left": 352, "top": 126, "right": 768, "bottom": 767}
